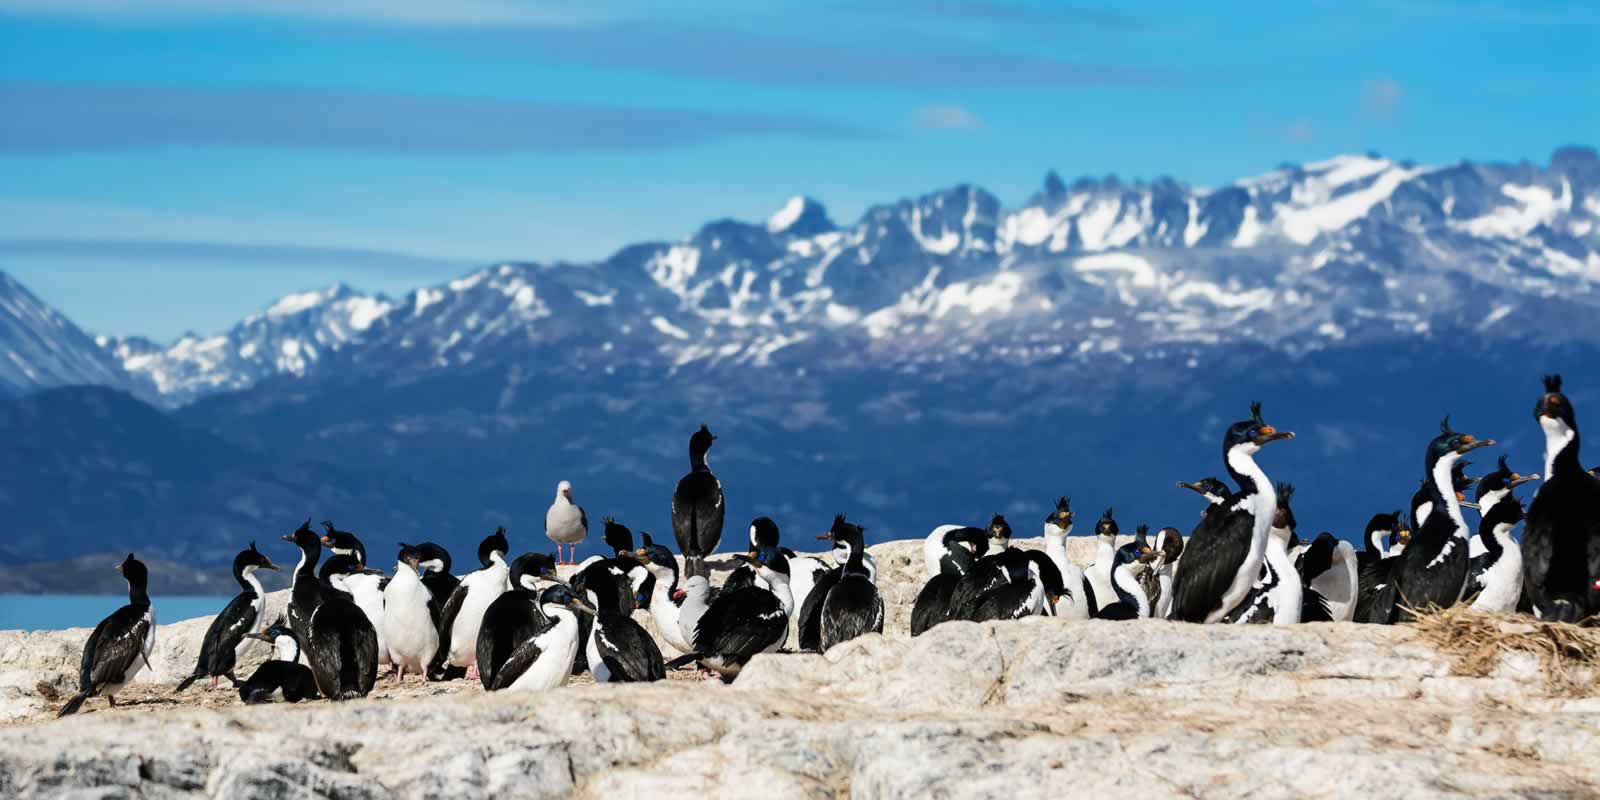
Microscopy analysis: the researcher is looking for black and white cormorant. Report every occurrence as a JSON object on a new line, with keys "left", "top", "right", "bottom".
{"left": 1355, "top": 513, "right": 1410, "bottom": 624}
{"left": 1372, "top": 418, "right": 1494, "bottom": 624}
{"left": 796, "top": 516, "right": 880, "bottom": 651}
{"left": 672, "top": 424, "right": 725, "bottom": 580}
{"left": 58, "top": 554, "right": 155, "bottom": 717}
{"left": 987, "top": 514, "right": 1013, "bottom": 552}
{"left": 546, "top": 480, "right": 588, "bottom": 566}
{"left": 1177, "top": 478, "right": 1235, "bottom": 515}
{"left": 320, "top": 522, "right": 387, "bottom": 665}
{"left": 1523, "top": 375, "right": 1600, "bottom": 622}
{"left": 817, "top": 515, "right": 885, "bottom": 651}
{"left": 474, "top": 552, "right": 559, "bottom": 690}
{"left": 383, "top": 545, "right": 439, "bottom": 682}
{"left": 283, "top": 519, "right": 323, "bottom": 644}
{"left": 1225, "top": 482, "right": 1305, "bottom": 624}
{"left": 175, "top": 542, "right": 281, "bottom": 692}
{"left": 596, "top": 517, "right": 654, "bottom": 609}
{"left": 570, "top": 551, "right": 641, "bottom": 676}
{"left": 1167, "top": 402, "right": 1295, "bottom": 623}
{"left": 691, "top": 545, "right": 791, "bottom": 681}
{"left": 1467, "top": 496, "right": 1525, "bottom": 612}
{"left": 436, "top": 527, "right": 511, "bottom": 681}
{"left": 1040, "top": 497, "right": 1091, "bottom": 620}
{"left": 1083, "top": 508, "right": 1121, "bottom": 611}
{"left": 629, "top": 541, "right": 697, "bottom": 654}
{"left": 282, "top": 524, "right": 379, "bottom": 699}
{"left": 1411, "top": 460, "right": 1478, "bottom": 531}
{"left": 1469, "top": 456, "right": 1538, "bottom": 559}
{"left": 911, "top": 526, "right": 989, "bottom": 635}
{"left": 582, "top": 567, "right": 666, "bottom": 683}
{"left": 1147, "top": 527, "right": 1184, "bottom": 620}
{"left": 490, "top": 584, "right": 595, "bottom": 691}
{"left": 238, "top": 619, "right": 320, "bottom": 704}
{"left": 1094, "top": 542, "right": 1153, "bottom": 620}
{"left": 1293, "top": 532, "right": 1358, "bottom": 622}
{"left": 971, "top": 549, "right": 1066, "bottom": 623}
{"left": 406, "top": 541, "right": 459, "bottom": 625}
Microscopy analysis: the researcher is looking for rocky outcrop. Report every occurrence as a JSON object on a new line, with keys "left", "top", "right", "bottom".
{"left": 1, "top": 620, "right": 1597, "bottom": 798}
{"left": 3, "top": 538, "right": 1596, "bottom": 798}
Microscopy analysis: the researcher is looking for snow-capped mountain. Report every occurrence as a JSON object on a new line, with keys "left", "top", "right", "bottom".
{"left": 102, "top": 284, "right": 393, "bottom": 405}
{"left": 4, "top": 147, "right": 1599, "bottom": 565}
{"left": 0, "top": 271, "right": 153, "bottom": 399}
{"left": 104, "top": 147, "right": 1600, "bottom": 403}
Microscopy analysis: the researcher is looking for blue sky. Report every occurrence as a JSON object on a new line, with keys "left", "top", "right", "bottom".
{"left": 1, "top": 0, "right": 1595, "bottom": 341}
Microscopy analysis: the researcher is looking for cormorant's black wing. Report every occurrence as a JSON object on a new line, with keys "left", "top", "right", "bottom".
{"left": 971, "top": 582, "right": 1033, "bottom": 623}
{"left": 672, "top": 472, "right": 725, "bottom": 557}
{"left": 722, "top": 565, "right": 757, "bottom": 594}
{"left": 910, "top": 573, "right": 958, "bottom": 636}
{"left": 821, "top": 577, "right": 883, "bottom": 650}
{"left": 796, "top": 568, "right": 840, "bottom": 651}
{"left": 1168, "top": 508, "right": 1254, "bottom": 622}
{"left": 595, "top": 616, "right": 665, "bottom": 682}
{"left": 241, "top": 661, "right": 321, "bottom": 703}
{"left": 1363, "top": 557, "right": 1402, "bottom": 624}
{"left": 1301, "top": 588, "right": 1334, "bottom": 622}
{"left": 309, "top": 598, "right": 376, "bottom": 699}
{"left": 1465, "top": 552, "right": 1490, "bottom": 599}
{"left": 82, "top": 605, "right": 148, "bottom": 692}
{"left": 694, "top": 588, "right": 784, "bottom": 661}
{"left": 476, "top": 591, "right": 546, "bottom": 690}
{"left": 492, "top": 637, "right": 546, "bottom": 691}
{"left": 201, "top": 592, "right": 258, "bottom": 677}
{"left": 421, "top": 573, "right": 459, "bottom": 628}
{"left": 947, "top": 560, "right": 1009, "bottom": 622}
{"left": 428, "top": 580, "right": 470, "bottom": 674}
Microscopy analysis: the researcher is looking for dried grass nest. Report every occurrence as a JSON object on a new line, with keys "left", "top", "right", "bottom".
{"left": 1408, "top": 604, "right": 1600, "bottom": 695}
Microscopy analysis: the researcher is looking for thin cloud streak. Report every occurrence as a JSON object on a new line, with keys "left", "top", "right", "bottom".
{"left": 0, "top": 0, "right": 604, "bottom": 27}
{"left": 913, "top": 104, "right": 985, "bottom": 130}
{"left": 449, "top": 21, "right": 1159, "bottom": 88}
{"left": 0, "top": 238, "right": 474, "bottom": 274}
{"left": 0, "top": 82, "right": 867, "bottom": 154}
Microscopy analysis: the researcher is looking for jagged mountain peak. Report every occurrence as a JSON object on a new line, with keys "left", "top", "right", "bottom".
{"left": 46, "top": 147, "right": 1592, "bottom": 406}
{"left": 0, "top": 269, "right": 153, "bottom": 400}
{"left": 767, "top": 195, "right": 835, "bottom": 237}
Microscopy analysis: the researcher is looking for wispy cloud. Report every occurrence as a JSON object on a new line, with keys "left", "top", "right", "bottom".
{"left": 0, "top": 82, "right": 866, "bottom": 154}
{"left": 0, "top": 0, "right": 603, "bottom": 27}
{"left": 911, "top": 1, "right": 1151, "bottom": 30}
{"left": 913, "top": 104, "right": 985, "bottom": 130}
{"left": 0, "top": 238, "right": 470, "bottom": 274}
{"left": 447, "top": 22, "right": 1158, "bottom": 88}
{"left": 1282, "top": 119, "right": 1317, "bottom": 143}
{"left": 1360, "top": 77, "right": 1405, "bottom": 123}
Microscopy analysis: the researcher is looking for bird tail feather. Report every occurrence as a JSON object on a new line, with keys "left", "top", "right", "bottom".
{"left": 57, "top": 693, "right": 88, "bottom": 718}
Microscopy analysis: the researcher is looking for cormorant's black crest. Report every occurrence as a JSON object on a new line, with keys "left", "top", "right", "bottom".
{"left": 478, "top": 527, "right": 510, "bottom": 567}
{"left": 1544, "top": 374, "right": 1563, "bottom": 393}
{"left": 1249, "top": 401, "right": 1263, "bottom": 423}
{"left": 602, "top": 517, "right": 634, "bottom": 553}
{"left": 1276, "top": 483, "right": 1295, "bottom": 506}
{"left": 641, "top": 532, "right": 655, "bottom": 547}
{"left": 1055, "top": 496, "right": 1070, "bottom": 513}
{"left": 249, "top": 541, "right": 259, "bottom": 553}
{"left": 1497, "top": 454, "right": 1510, "bottom": 473}
{"left": 1439, "top": 416, "right": 1454, "bottom": 435}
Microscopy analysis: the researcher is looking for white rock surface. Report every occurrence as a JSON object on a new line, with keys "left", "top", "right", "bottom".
{"left": 2, "top": 537, "right": 1596, "bottom": 798}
